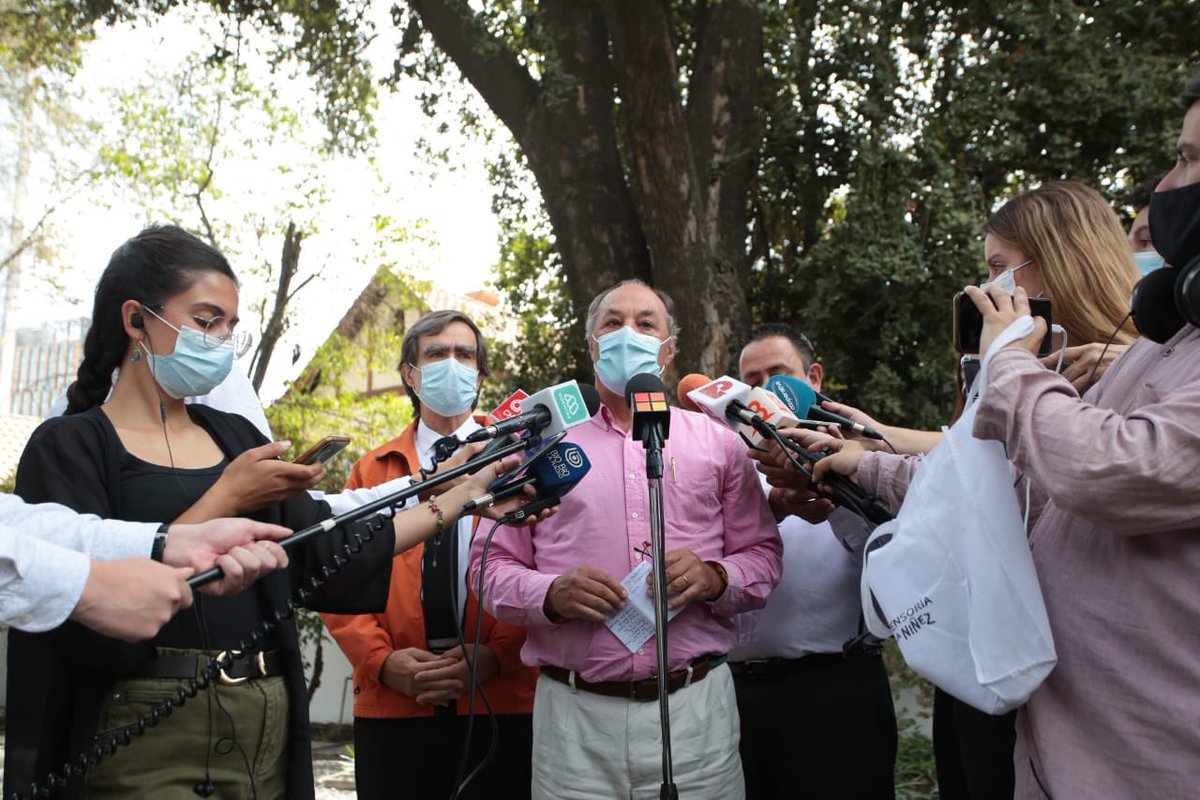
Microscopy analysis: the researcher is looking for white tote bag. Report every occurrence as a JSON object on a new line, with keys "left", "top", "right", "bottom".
{"left": 860, "top": 316, "right": 1056, "bottom": 714}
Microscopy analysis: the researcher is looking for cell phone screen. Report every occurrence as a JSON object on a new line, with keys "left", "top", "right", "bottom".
{"left": 954, "top": 292, "right": 1053, "bottom": 356}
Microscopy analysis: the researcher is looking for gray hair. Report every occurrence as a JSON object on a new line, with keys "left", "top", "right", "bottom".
{"left": 400, "top": 309, "right": 489, "bottom": 415}
{"left": 584, "top": 279, "right": 681, "bottom": 340}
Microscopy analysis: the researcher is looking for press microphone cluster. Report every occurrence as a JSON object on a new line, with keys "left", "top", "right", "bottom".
{"left": 764, "top": 375, "right": 885, "bottom": 441}
{"left": 678, "top": 373, "right": 891, "bottom": 525}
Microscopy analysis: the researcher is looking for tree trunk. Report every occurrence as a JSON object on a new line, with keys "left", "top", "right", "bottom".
{"left": 407, "top": 0, "right": 764, "bottom": 377}
{"left": 249, "top": 221, "right": 303, "bottom": 392}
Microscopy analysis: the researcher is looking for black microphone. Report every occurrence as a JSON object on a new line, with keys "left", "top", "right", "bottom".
{"left": 461, "top": 441, "right": 592, "bottom": 513}
{"left": 465, "top": 380, "right": 599, "bottom": 443}
{"left": 625, "top": 373, "right": 671, "bottom": 444}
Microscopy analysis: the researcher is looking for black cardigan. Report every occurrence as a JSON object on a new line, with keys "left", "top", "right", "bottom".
{"left": 4, "top": 405, "right": 396, "bottom": 800}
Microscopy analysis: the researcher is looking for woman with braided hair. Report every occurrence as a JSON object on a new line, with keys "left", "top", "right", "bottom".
{"left": 5, "top": 225, "right": 539, "bottom": 799}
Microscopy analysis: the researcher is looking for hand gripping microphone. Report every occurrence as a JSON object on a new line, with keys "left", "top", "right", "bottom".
{"left": 465, "top": 380, "right": 598, "bottom": 443}
{"left": 765, "top": 374, "right": 885, "bottom": 441}
{"left": 461, "top": 440, "right": 592, "bottom": 518}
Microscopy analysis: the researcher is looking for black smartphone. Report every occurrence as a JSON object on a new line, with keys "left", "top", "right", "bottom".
{"left": 294, "top": 435, "right": 351, "bottom": 465}
{"left": 953, "top": 292, "right": 1053, "bottom": 356}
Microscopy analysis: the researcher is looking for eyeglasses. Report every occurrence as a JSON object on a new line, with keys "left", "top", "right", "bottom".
{"left": 146, "top": 306, "right": 254, "bottom": 358}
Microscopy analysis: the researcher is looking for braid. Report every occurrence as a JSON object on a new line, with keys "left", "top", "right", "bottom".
{"left": 65, "top": 319, "right": 127, "bottom": 415}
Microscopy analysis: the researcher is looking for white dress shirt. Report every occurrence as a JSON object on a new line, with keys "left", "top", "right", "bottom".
{"left": 730, "top": 476, "right": 864, "bottom": 660}
{"left": 414, "top": 416, "right": 483, "bottom": 623}
{"left": 0, "top": 494, "right": 158, "bottom": 632}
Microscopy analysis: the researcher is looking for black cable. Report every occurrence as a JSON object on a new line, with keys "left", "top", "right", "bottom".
{"left": 1081, "top": 311, "right": 1132, "bottom": 393}
{"left": 9, "top": 515, "right": 389, "bottom": 800}
{"left": 449, "top": 516, "right": 504, "bottom": 800}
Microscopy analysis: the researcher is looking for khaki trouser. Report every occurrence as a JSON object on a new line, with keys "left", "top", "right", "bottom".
{"left": 531, "top": 662, "right": 745, "bottom": 800}
{"left": 84, "top": 655, "right": 289, "bottom": 799}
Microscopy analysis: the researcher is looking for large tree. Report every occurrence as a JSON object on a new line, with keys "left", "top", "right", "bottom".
{"left": 25, "top": 0, "right": 1200, "bottom": 426}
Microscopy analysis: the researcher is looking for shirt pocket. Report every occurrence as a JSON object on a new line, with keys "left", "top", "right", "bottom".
{"left": 662, "top": 454, "right": 723, "bottom": 537}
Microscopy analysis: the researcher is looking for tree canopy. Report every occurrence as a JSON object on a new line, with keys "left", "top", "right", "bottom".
{"left": 15, "top": 0, "right": 1200, "bottom": 426}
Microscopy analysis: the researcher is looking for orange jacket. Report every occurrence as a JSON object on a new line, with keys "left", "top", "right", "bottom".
{"left": 320, "top": 418, "right": 536, "bottom": 717}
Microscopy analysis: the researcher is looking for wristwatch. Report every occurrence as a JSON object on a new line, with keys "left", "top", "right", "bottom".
{"left": 151, "top": 523, "right": 169, "bottom": 562}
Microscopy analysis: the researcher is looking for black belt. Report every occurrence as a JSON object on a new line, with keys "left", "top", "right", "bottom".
{"left": 128, "top": 650, "right": 285, "bottom": 685}
{"left": 729, "top": 652, "right": 873, "bottom": 679}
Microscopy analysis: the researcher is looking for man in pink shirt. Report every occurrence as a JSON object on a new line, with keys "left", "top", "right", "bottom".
{"left": 470, "top": 280, "right": 782, "bottom": 799}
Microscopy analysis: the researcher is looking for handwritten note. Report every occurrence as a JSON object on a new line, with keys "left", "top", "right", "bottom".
{"left": 605, "top": 560, "right": 682, "bottom": 652}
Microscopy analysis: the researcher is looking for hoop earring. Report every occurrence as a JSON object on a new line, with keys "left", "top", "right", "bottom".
{"left": 130, "top": 349, "right": 142, "bottom": 364}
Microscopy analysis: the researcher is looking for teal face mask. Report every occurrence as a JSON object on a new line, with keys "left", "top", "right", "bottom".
{"left": 141, "top": 310, "right": 234, "bottom": 399}
{"left": 412, "top": 358, "right": 479, "bottom": 416}
{"left": 1133, "top": 250, "right": 1165, "bottom": 276}
{"left": 592, "top": 326, "right": 671, "bottom": 395}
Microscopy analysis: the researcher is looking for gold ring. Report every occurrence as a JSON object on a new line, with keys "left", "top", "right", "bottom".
{"left": 681, "top": 573, "right": 690, "bottom": 586}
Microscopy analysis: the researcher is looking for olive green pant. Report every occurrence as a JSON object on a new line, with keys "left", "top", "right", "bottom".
{"left": 84, "top": 660, "right": 289, "bottom": 799}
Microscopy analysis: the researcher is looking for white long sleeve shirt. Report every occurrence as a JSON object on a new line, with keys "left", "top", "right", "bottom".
{"left": 0, "top": 494, "right": 158, "bottom": 632}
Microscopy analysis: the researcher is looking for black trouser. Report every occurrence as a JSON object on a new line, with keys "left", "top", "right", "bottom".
{"left": 733, "top": 653, "right": 897, "bottom": 800}
{"left": 932, "top": 688, "right": 1016, "bottom": 800}
{"left": 353, "top": 713, "right": 533, "bottom": 800}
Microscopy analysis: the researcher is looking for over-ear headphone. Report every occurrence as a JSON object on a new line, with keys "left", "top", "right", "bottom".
{"left": 1130, "top": 255, "right": 1200, "bottom": 343}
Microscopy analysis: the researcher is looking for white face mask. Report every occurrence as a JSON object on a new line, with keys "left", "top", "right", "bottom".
{"left": 982, "top": 260, "right": 1032, "bottom": 295}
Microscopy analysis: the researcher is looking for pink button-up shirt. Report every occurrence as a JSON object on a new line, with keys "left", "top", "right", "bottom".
{"left": 469, "top": 404, "right": 782, "bottom": 682}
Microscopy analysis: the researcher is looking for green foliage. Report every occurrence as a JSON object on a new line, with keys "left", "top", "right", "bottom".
{"left": 748, "top": 0, "right": 1200, "bottom": 428}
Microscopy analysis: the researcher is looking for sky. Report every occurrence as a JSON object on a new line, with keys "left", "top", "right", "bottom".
{"left": 6, "top": 6, "right": 506, "bottom": 403}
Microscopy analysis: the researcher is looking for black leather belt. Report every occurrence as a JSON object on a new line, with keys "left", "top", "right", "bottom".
{"left": 128, "top": 650, "right": 285, "bottom": 685}
{"left": 541, "top": 655, "right": 726, "bottom": 701}
{"left": 729, "top": 652, "right": 868, "bottom": 679}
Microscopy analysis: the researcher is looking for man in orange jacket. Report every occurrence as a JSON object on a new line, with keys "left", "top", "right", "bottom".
{"left": 321, "top": 310, "right": 536, "bottom": 799}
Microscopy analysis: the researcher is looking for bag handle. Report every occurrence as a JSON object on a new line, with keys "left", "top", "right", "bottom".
{"left": 965, "top": 315, "right": 1038, "bottom": 409}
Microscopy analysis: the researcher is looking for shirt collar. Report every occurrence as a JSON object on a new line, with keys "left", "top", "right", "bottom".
{"left": 414, "top": 416, "right": 484, "bottom": 470}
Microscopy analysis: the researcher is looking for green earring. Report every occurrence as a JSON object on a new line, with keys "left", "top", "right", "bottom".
{"left": 131, "top": 349, "right": 142, "bottom": 364}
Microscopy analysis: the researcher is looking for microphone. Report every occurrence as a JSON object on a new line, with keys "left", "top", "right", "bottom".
{"left": 465, "top": 380, "right": 598, "bottom": 443}
{"left": 626, "top": 373, "right": 671, "bottom": 444}
{"left": 677, "top": 373, "right": 799, "bottom": 447}
{"left": 461, "top": 441, "right": 592, "bottom": 513}
{"left": 765, "top": 375, "right": 884, "bottom": 441}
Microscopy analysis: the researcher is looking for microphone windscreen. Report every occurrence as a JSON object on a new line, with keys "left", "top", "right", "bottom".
{"left": 624, "top": 372, "right": 667, "bottom": 406}
{"left": 676, "top": 373, "right": 714, "bottom": 411}
{"left": 527, "top": 441, "right": 591, "bottom": 500}
{"left": 765, "top": 374, "right": 818, "bottom": 418}
{"left": 578, "top": 383, "right": 602, "bottom": 417}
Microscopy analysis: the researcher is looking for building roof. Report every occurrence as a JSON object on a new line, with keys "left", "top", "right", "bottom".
{"left": 0, "top": 413, "right": 44, "bottom": 486}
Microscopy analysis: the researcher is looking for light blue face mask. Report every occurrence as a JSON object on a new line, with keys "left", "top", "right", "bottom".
{"left": 140, "top": 311, "right": 234, "bottom": 399}
{"left": 412, "top": 358, "right": 479, "bottom": 416}
{"left": 981, "top": 260, "right": 1032, "bottom": 295}
{"left": 1133, "top": 250, "right": 1165, "bottom": 277}
{"left": 592, "top": 326, "right": 671, "bottom": 395}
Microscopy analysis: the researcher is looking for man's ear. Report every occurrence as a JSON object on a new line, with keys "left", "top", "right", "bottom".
{"left": 660, "top": 336, "right": 677, "bottom": 368}
{"left": 400, "top": 362, "right": 418, "bottom": 393}
{"left": 807, "top": 361, "right": 824, "bottom": 393}
{"left": 586, "top": 333, "right": 600, "bottom": 362}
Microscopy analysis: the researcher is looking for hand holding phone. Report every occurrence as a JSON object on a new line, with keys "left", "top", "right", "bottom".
{"left": 953, "top": 291, "right": 1053, "bottom": 356}
{"left": 293, "top": 435, "right": 351, "bottom": 465}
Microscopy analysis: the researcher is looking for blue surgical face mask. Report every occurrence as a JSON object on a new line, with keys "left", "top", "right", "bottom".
{"left": 412, "top": 358, "right": 479, "bottom": 416}
{"left": 140, "top": 309, "right": 234, "bottom": 399}
{"left": 1133, "top": 250, "right": 1165, "bottom": 276}
{"left": 591, "top": 326, "right": 671, "bottom": 395}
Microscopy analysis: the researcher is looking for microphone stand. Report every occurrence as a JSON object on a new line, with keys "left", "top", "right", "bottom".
{"left": 640, "top": 423, "right": 678, "bottom": 800}
{"left": 187, "top": 434, "right": 538, "bottom": 588}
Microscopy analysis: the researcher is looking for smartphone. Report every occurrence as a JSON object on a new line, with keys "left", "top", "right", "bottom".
{"left": 953, "top": 292, "right": 1053, "bottom": 356}
{"left": 293, "top": 435, "right": 351, "bottom": 465}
